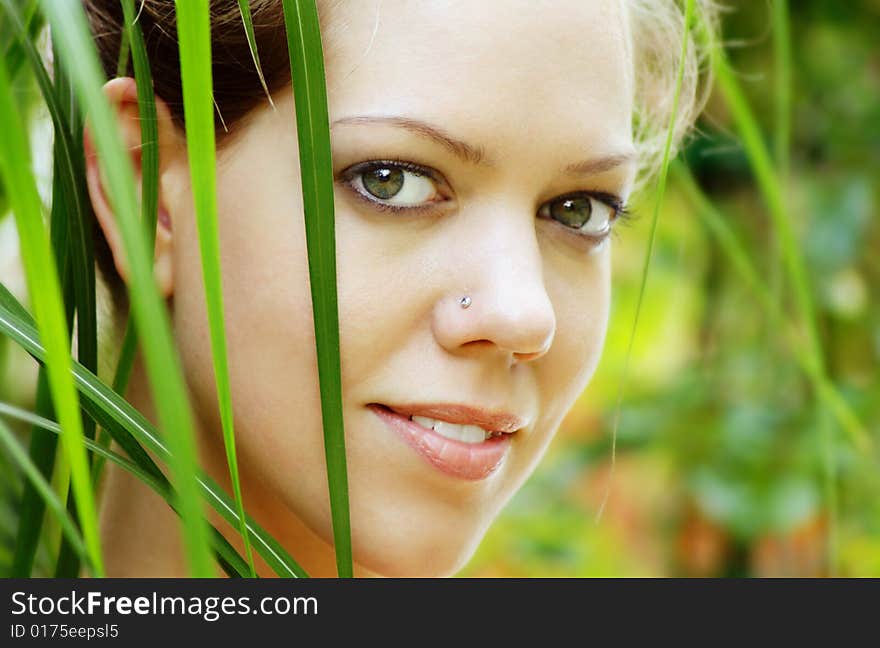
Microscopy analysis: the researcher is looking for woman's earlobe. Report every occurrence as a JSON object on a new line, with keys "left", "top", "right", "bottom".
{"left": 153, "top": 208, "right": 174, "bottom": 298}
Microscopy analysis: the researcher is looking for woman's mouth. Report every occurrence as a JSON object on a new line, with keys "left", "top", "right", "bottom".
{"left": 367, "top": 403, "right": 520, "bottom": 480}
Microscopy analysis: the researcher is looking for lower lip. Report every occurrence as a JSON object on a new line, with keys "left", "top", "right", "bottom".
{"left": 369, "top": 404, "right": 513, "bottom": 481}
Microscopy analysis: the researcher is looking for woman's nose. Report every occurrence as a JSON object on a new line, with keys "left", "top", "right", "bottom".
{"left": 432, "top": 213, "right": 557, "bottom": 364}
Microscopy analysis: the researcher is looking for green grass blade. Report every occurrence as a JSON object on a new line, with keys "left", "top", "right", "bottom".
{"left": 768, "top": 3, "right": 794, "bottom": 336}
{"left": 281, "top": 0, "right": 352, "bottom": 579}
{"left": 596, "top": 0, "right": 696, "bottom": 523}
{"left": 10, "top": 77, "right": 79, "bottom": 577}
{"left": 699, "top": 15, "right": 823, "bottom": 372}
{"left": 91, "top": 0, "right": 161, "bottom": 490}
{"left": 122, "top": 0, "right": 159, "bottom": 253}
{"left": 770, "top": 0, "right": 837, "bottom": 571}
{"left": 0, "top": 46, "right": 103, "bottom": 577}
{"left": 11, "top": 370, "right": 58, "bottom": 576}
{"left": 237, "top": 0, "right": 275, "bottom": 109}
{"left": 90, "top": 321, "right": 136, "bottom": 487}
{"left": 0, "top": 418, "right": 89, "bottom": 570}
{"left": 0, "top": 0, "right": 97, "bottom": 403}
{"left": 0, "top": 0, "right": 41, "bottom": 82}
{"left": 772, "top": 0, "right": 792, "bottom": 178}
{"left": 0, "top": 282, "right": 308, "bottom": 577}
{"left": 175, "top": 0, "right": 256, "bottom": 577}
{"left": 112, "top": 325, "right": 139, "bottom": 396}
{"left": 40, "top": 0, "right": 214, "bottom": 577}
{"left": 115, "top": 23, "right": 130, "bottom": 78}
{"left": 52, "top": 28, "right": 99, "bottom": 579}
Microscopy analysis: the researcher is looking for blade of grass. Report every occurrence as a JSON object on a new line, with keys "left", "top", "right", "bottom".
{"left": 772, "top": 0, "right": 791, "bottom": 179}
{"left": 0, "top": 0, "right": 41, "bottom": 82}
{"left": 12, "top": 370, "right": 58, "bottom": 576}
{"left": 596, "top": 0, "right": 696, "bottom": 523}
{"left": 0, "top": 45, "right": 103, "bottom": 576}
{"left": 10, "top": 63, "right": 80, "bottom": 576}
{"left": 123, "top": 0, "right": 159, "bottom": 255}
{"left": 697, "top": 12, "right": 824, "bottom": 383}
{"left": 175, "top": 0, "right": 256, "bottom": 577}
{"left": 115, "top": 23, "right": 130, "bottom": 78}
{"left": 771, "top": 0, "right": 837, "bottom": 573}
{"left": 0, "top": 418, "right": 89, "bottom": 570}
{"left": 765, "top": 0, "right": 791, "bottom": 371}
{"left": 0, "top": 401, "right": 250, "bottom": 577}
{"left": 237, "top": 0, "right": 275, "bottom": 109}
{"left": 280, "top": 0, "right": 352, "bottom": 578}
{"left": 0, "top": 0, "right": 97, "bottom": 408}
{"left": 774, "top": 0, "right": 832, "bottom": 573}
{"left": 41, "top": 0, "right": 214, "bottom": 577}
{"left": 52, "top": 28, "right": 99, "bottom": 579}
{"left": 0, "top": 281, "right": 308, "bottom": 577}
{"left": 91, "top": 0, "right": 161, "bottom": 489}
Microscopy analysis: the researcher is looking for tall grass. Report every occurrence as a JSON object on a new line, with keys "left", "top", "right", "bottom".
{"left": 90, "top": 0, "right": 159, "bottom": 487}
{"left": 0, "top": 37, "right": 102, "bottom": 575}
{"left": 0, "top": 0, "right": 340, "bottom": 579}
{"left": 175, "top": 0, "right": 256, "bottom": 577}
{"left": 40, "top": 0, "right": 214, "bottom": 577}
{"left": 280, "top": 0, "right": 352, "bottom": 577}
{"left": 0, "top": 281, "right": 308, "bottom": 576}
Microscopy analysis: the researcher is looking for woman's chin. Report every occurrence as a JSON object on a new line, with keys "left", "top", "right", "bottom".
{"left": 333, "top": 505, "right": 488, "bottom": 577}
{"left": 352, "top": 533, "right": 482, "bottom": 578}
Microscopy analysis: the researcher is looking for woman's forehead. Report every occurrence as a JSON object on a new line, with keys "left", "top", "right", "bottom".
{"left": 318, "top": 0, "right": 633, "bottom": 164}
{"left": 322, "top": 0, "right": 632, "bottom": 89}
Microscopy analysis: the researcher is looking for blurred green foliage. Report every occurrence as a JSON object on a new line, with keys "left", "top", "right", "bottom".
{"left": 465, "top": 0, "right": 880, "bottom": 577}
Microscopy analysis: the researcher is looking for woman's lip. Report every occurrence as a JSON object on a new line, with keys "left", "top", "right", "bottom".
{"left": 381, "top": 402, "right": 527, "bottom": 434}
{"left": 368, "top": 404, "right": 512, "bottom": 481}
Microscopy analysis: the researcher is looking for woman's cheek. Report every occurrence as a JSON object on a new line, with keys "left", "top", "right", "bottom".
{"left": 550, "top": 242, "right": 611, "bottom": 367}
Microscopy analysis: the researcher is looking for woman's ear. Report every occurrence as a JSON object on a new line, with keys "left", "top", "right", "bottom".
{"left": 84, "top": 77, "right": 183, "bottom": 299}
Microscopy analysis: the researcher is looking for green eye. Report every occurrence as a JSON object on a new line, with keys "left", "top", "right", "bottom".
{"left": 362, "top": 166, "right": 405, "bottom": 199}
{"left": 348, "top": 161, "right": 441, "bottom": 208}
{"left": 540, "top": 193, "right": 616, "bottom": 237}
{"left": 551, "top": 196, "right": 593, "bottom": 229}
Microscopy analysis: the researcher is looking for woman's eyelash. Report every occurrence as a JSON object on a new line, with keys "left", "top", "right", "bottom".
{"left": 339, "top": 159, "right": 440, "bottom": 184}
{"left": 337, "top": 159, "right": 443, "bottom": 214}
{"left": 337, "top": 160, "right": 633, "bottom": 226}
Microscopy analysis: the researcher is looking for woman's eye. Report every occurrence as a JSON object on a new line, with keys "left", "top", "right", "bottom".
{"left": 347, "top": 162, "right": 441, "bottom": 208}
{"left": 538, "top": 193, "right": 619, "bottom": 238}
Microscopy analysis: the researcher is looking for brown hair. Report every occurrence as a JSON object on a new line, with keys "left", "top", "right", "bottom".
{"left": 84, "top": 0, "right": 296, "bottom": 138}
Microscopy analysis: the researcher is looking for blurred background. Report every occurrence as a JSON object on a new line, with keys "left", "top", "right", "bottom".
{"left": 1, "top": 1, "right": 878, "bottom": 577}
{"left": 463, "top": 0, "right": 880, "bottom": 577}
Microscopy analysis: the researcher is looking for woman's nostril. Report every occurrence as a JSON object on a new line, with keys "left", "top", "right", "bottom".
{"left": 514, "top": 338, "right": 553, "bottom": 363}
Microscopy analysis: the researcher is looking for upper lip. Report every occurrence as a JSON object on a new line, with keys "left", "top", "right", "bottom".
{"left": 375, "top": 403, "right": 529, "bottom": 434}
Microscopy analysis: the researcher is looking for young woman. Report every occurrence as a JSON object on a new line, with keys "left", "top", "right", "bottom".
{"left": 83, "top": 0, "right": 713, "bottom": 577}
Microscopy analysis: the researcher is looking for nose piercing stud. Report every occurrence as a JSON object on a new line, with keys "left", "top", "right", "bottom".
{"left": 459, "top": 295, "right": 472, "bottom": 309}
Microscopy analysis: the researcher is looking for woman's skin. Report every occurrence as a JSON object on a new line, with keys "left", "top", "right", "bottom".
{"left": 88, "top": 0, "right": 637, "bottom": 576}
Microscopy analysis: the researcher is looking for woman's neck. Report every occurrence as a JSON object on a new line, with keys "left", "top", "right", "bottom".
{"left": 97, "top": 351, "right": 375, "bottom": 577}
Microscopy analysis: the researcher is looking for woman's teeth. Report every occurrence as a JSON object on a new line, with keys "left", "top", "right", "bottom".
{"left": 410, "top": 415, "right": 493, "bottom": 443}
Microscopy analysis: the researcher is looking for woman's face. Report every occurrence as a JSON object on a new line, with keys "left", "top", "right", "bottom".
{"left": 166, "top": 0, "right": 636, "bottom": 576}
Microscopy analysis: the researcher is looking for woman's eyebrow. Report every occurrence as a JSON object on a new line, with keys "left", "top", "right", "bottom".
{"left": 563, "top": 151, "right": 636, "bottom": 177}
{"left": 332, "top": 114, "right": 635, "bottom": 176}
{"left": 332, "top": 115, "right": 491, "bottom": 166}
